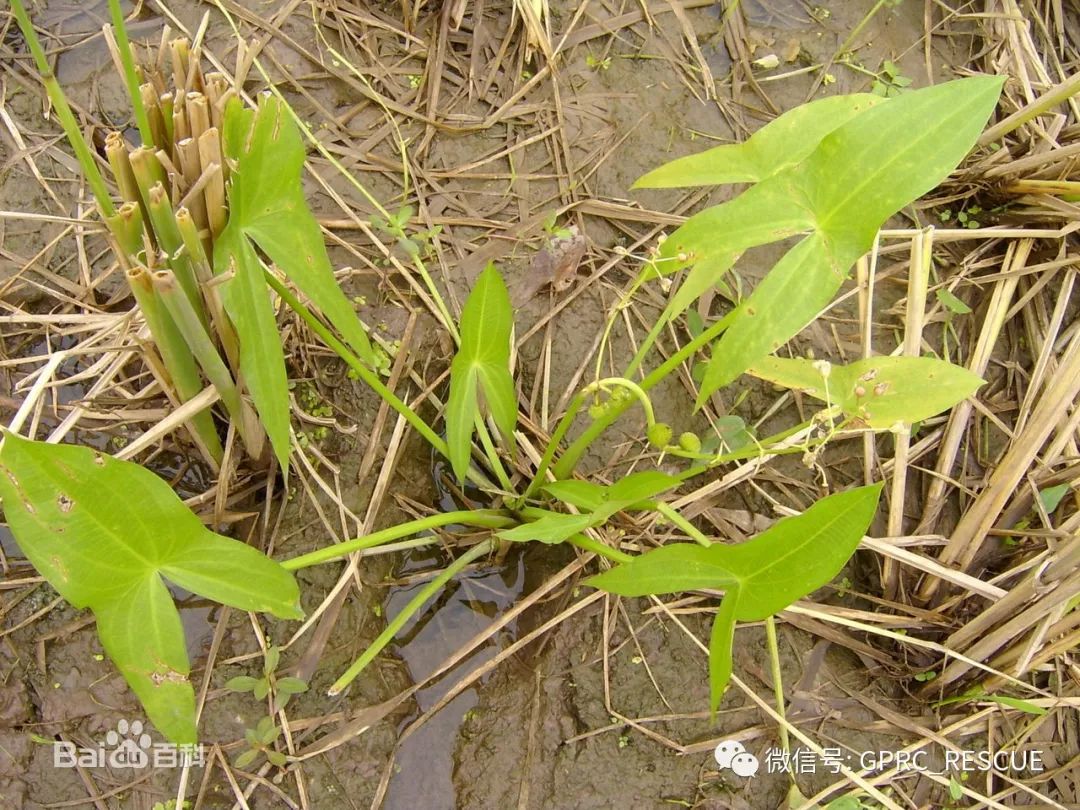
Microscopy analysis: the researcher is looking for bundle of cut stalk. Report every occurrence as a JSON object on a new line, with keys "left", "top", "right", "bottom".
{"left": 99, "top": 33, "right": 267, "bottom": 470}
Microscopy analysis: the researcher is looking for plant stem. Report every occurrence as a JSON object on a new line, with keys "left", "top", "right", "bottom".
{"left": 147, "top": 183, "right": 206, "bottom": 320}
{"left": 105, "top": 132, "right": 140, "bottom": 205}
{"left": 262, "top": 269, "right": 450, "bottom": 459}
{"left": 519, "top": 390, "right": 587, "bottom": 504}
{"left": 653, "top": 502, "right": 711, "bottom": 547}
{"left": 126, "top": 267, "right": 223, "bottom": 463}
{"left": 10, "top": 0, "right": 115, "bottom": 216}
{"left": 624, "top": 310, "right": 670, "bottom": 381}
{"left": 474, "top": 415, "right": 514, "bottom": 492}
{"left": 129, "top": 147, "right": 167, "bottom": 225}
{"left": 552, "top": 311, "right": 734, "bottom": 480}
{"left": 282, "top": 509, "right": 515, "bottom": 570}
{"left": 107, "top": 0, "right": 153, "bottom": 147}
{"left": 567, "top": 532, "right": 633, "bottom": 564}
{"left": 588, "top": 377, "right": 656, "bottom": 424}
{"left": 328, "top": 538, "right": 495, "bottom": 696}
{"left": 523, "top": 377, "right": 657, "bottom": 502}
{"left": 151, "top": 269, "right": 265, "bottom": 461}
{"left": 105, "top": 202, "right": 144, "bottom": 257}
{"left": 595, "top": 262, "right": 654, "bottom": 383}
{"left": 176, "top": 206, "right": 240, "bottom": 369}
{"left": 413, "top": 255, "right": 459, "bottom": 344}
{"left": 764, "top": 616, "right": 790, "bottom": 755}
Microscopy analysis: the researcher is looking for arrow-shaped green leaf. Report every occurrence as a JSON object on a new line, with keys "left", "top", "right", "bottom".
{"left": 630, "top": 77, "right": 1004, "bottom": 405}
{"left": 587, "top": 484, "right": 881, "bottom": 707}
{"left": 696, "top": 76, "right": 1004, "bottom": 397}
{"left": 0, "top": 432, "right": 303, "bottom": 744}
{"left": 215, "top": 95, "right": 379, "bottom": 468}
{"left": 502, "top": 472, "right": 681, "bottom": 545}
{"left": 446, "top": 263, "right": 517, "bottom": 482}
{"left": 544, "top": 470, "right": 680, "bottom": 518}
{"left": 748, "top": 355, "right": 985, "bottom": 428}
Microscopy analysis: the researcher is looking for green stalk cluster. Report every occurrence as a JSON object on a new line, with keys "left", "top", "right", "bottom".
{"left": 14, "top": 0, "right": 266, "bottom": 469}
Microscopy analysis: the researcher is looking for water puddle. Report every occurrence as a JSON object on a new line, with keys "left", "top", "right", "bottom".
{"left": 383, "top": 548, "right": 526, "bottom": 810}
{"left": 741, "top": 0, "right": 813, "bottom": 28}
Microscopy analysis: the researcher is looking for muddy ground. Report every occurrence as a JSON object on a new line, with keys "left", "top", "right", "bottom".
{"left": 0, "top": 1, "right": 1066, "bottom": 809}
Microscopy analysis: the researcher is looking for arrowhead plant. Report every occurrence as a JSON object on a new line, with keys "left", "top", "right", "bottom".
{"left": 5, "top": 0, "right": 1008, "bottom": 743}
{"left": 0, "top": 432, "right": 303, "bottom": 744}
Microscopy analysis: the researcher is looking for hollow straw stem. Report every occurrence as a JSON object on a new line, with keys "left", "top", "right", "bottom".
{"left": 140, "top": 83, "right": 168, "bottom": 149}
{"left": 187, "top": 92, "right": 210, "bottom": 143}
{"left": 130, "top": 147, "right": 167, "bottom": 211}
{"left": 203, "top": 73, "right": 228, "bottom": 131}
{"left": 281, "top": 510, "right": 516, "bottom": 570}
{"left": 197, "top": 128, "right": 227, "bottom": 241}
{"left": 175, "top": 207, "right": 240, "bottom": 369}
{"left": 126, "top": 266, "right": 223, "bottom": 463}
{"left": 106, "top": 0, "right": 153, "bottom": 147}
{"left": 105, "top": 133, "right": 140, "bottom": 205}
{"left": 147, "top": 183, "right": 207, "bottom": 322}
{"left": 170, "top": 37, "right": 191, "bottom": 94}
{"left": 979, "top": 71, "right": 1080, "bottom": 146}
{"left": 175, "top": 138, "right": 210, "bottom": 235}
{"left": 151, "top": 268, "right": 266, "bottom": 461}
{"left": 159, "top": 93, "right": 175, "bottom": 145}
{"left": 328, "top": 538, "right": 495, "bottom": 696}
{"left": 10, "top": 0, "right": 115, "bottom": 216}
{"left": 172, "top": 94, "right": 190, "bottom": 144}
{"left": 104, "top": 202, "right": 145, "bottom": 257}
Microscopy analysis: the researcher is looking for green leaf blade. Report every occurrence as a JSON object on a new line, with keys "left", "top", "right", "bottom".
{"left": 0, "top": 433, "right": 197, "bottom": 605}
{"left": 544, "top": 471, "right": 680, "bottom": 520}
{"left": 585, "top": 543, "right": 739, "bottom": 596}
{"left": 712, "top": 484, "right": 883, "bottom": 620}
{"left": 540, "top": 480, "right": 607, "bottom": 512}
{"left": 446, "top": 357, "right": 480, "bottom": 484}
{"left": 95, "top": 576, "right": 196, "bottom": 745}
{"left": 634, "top": 94, "right": 884, "bottom": 188}
{"left": 445, "top": 264, "right": 516, "bottom": 482}
{"left": 667, "top": 77, "right": 1003, "bottom": 403}
{"left": 749, "top": 355, "right": 985, "bottom": 428}
{"left": 161, "top": 533, "right": 304, "bottom": 620}
{"left": 498, "top": 511, "right": 595, "bottom": 544}
{"left": 0, "top": 434, "right": 304, "bottom": 744}
{"left": 709, "top": 593, "right": 739, "bottom": 712}
{"left": 216, "top": 95, "right": 384, "bottom": 468}
{"left": 698, "top": 232, "right": 856, "bottom": 403}
{"left": 806, "top": 76, "right": 1005, "bottom": 237}
{"left": 226, "top": 676, "right": 261, "bottom": 693}
{"left": 214, "top": 235, "right": 292, "bottom": 468}
{"left": 587, "top": 485, "right": 881, "bottom": 703}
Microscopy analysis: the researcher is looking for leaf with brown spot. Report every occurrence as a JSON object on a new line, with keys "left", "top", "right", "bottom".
{"left": 0, "top": 432, "right": 303, "bottom": 744}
